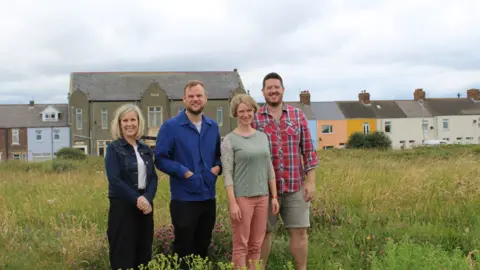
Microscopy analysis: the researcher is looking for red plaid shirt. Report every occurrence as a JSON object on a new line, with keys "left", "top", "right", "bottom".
{"left": 252, "top": 103, "right": 318, "bottom": 194}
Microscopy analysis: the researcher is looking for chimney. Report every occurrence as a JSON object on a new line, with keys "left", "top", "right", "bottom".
{"left": 300, "top": 90, "right": 311, "bottom": 105}
{"left": 29, "top": 100, "right": 34, "bottom": 106}
{"left": 233, "top": 68, "right": 238, "bottom": 72}
{"left": 414, "top": 88, "right": 426, "bottom": 101}
{"left": 358, "top": 90, "right": 370, "bottom": 104}
{"left": 467, "top": 88, "right": 480, "bottom": 101}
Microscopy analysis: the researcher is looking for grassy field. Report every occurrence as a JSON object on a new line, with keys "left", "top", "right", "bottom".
{"left": 1, "top": 145, "right": 480, "bottom": 269}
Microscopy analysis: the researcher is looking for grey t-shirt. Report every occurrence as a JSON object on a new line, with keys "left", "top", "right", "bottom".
{"left": 220, "top": 130, "right": 275, "bottom": 197}
{"left": 194, "top": 121, "right": 201, "bottom": 133}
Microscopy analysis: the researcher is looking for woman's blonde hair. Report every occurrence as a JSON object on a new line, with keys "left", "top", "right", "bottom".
{"left": 229, "top": 94, "right": 259, "bottom": 118}
{"left": 110, "top": 103, "right": 145, "bottom": 140}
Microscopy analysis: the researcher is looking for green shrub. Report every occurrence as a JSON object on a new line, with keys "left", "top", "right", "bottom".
{"left": 55, "top": 147, "right": 87, "bottom": 160}
{"left": 346, "top": 131, "right": 392, "bottom": 150}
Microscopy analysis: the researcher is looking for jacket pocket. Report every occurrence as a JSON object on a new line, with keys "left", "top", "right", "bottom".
{"left": 183, "top": 174, "right": 202, "bottom": 194}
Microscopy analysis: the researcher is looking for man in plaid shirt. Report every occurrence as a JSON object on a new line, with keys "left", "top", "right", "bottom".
{"left": 252, "top": 72, "right": 318, "bottom": 270}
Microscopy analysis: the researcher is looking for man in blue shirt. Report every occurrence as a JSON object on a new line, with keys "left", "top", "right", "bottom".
{"left": 154, "top": 80, "right": 222, "bottom": 268}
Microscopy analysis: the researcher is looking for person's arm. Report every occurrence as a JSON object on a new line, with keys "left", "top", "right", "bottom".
{"left": 298, "top": 112, "right": 319, "bottom": 176}
{"left": 154, "top": 121, "right": 190, "bottom": 179}
{"left": 214, "top": 126, "right": 223, "bottom": 175}
{"left": 221, "top": 136, "right": 241, "bottom": 220}
{"left": 144, "top": 155, "right": 158, "bottom": 204}
{"left": 105, "top": 143, "right": 140, "bottom": 205}
{"left": 266, "top": 136, "right": 278, "bottom": 198}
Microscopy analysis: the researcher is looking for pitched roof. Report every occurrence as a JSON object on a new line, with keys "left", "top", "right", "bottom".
{"left": 369, "top": 101, "right": 407, "bottom": 118}
{"left": 421, "top": 98, "right": 480, "bottom": 116}
{"left": 284, "top": 102, "right": 316, "bottom": 120}
{"left": 395, "top": 100, "right": 433, "bottom": 118}
{"left": 336, "top": 101, "right": 377, "bottom": 118}
{"left": 310, "top": 102, "right": 345, "bottom": 120}
{"left": 0, "top": 104, "right": 69, "bottom": 128}
{"left": 70, "top": 71, "right": 244, "bottom": 101}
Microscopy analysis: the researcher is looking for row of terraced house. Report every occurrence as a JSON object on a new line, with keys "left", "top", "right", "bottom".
{"left": 1, "top": 70, "right": 480, "bottom": 161}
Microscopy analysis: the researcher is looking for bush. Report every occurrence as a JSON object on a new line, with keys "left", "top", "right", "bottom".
{"left": 55, "top": 147, "right": 87, "bottom": 160}
{"left": 346, "top": 131, "right": 392, "bottom": 150}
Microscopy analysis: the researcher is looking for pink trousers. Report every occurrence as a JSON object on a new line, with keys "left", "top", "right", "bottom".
{"left": 231, "top": 195, "right": 269, "bottom": 270}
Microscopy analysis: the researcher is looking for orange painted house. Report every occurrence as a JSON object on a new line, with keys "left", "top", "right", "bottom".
{"left": 310, "top": 102, "right": 348, "bottom": 149}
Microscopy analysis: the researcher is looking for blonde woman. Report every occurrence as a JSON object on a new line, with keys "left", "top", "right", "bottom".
{"left": 104, "top": 103, "right": 158, "bottom": 270}
{"left": 221, "top": 94, "right": 279, "bottom": 270}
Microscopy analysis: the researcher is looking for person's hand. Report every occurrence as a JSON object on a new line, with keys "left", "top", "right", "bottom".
{"left": 184, "top": 171, "right": 193, "bottom": 179}
{"left": 210, "top": 166, "right": 220, "bottom": 176}
{"left": 142, "top": 204, "right": 152, "bottom": 215}
{"left": 228, "top": 202, "right": 241, "bottom": 222}
{"left": 303, "top": 179, "right": 315, "bottom": 202}
{"left": 271, "top": 198, "right": 279, "bottom": 215}
{"left": 137, "top": 196, "right": 150, "bottom": 212}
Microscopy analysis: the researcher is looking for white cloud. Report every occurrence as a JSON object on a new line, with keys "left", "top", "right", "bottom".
{"left": 0, "top": 0, "right": 479, "bottom": 105}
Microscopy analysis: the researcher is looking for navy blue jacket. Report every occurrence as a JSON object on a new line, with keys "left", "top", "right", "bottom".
{"left": 154, "top": 111, "right": 222, "bottom": 201}
{"left": 105, "top": 138, "right": 158, "bottom": 205}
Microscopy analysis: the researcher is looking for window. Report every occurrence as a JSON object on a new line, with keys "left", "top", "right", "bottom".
{"left": 363, "top": 122, "right": 370, "bottom": 134}
{"left": 442, "top": 119, "right": 449, "bottom": 130}
{"left": 339, "top": 143, "right": 345, "bottom": 149}
{"left": 13, "top": 154, "right": 20, "bottom": 160}
{"left": 0, "top": 152, "right": 2, "bottom": 161}
{"left": 323, "top": 146, "right": 334, "bottom": 150}
{"left": 148, "top": 107, "right": 163, "bottom": 127}
{"left": 321, "top": 125, "right": 333, "bottom": 134}
{"left": 35, "top": 130, "right": 43, "bottom": 141}
{"left": 53, "top": 129, "right": 60, "bottom": 141}
{"left": 76, "top": 109, "right": 83, "bottom": 130}
{"left": 422, "top": 120, "right": 428, "bottom": 132}
{"left": 384, "top": 121, "right": 391, "bottom": 133}
{"left": 217, "top": 107, "right": 223, "bottom": 126}
{"left": 101, "top": 108, "right": 108, "bottom": 129}
{"left": 97, "top": 140, "right": 112, "bottom": 156}
{"left": 12, "top": 129, "right": 19, "bottom": 145}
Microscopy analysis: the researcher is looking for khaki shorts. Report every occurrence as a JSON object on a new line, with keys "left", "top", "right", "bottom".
{"left": 266, "top": 188, "right": 310, "bottom": 232}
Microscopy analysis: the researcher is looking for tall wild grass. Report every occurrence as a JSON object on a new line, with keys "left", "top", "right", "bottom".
{"left": 0, "top": 144, "right": 479, "bottom": 269}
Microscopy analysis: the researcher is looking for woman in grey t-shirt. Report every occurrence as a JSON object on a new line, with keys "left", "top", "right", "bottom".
{"left": 220, "top": 94, "right": 279, "bottom": 270}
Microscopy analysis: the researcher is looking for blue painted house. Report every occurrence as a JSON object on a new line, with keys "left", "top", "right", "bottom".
{"left": 25, "top": 103, "right": 70, "bottom": 161}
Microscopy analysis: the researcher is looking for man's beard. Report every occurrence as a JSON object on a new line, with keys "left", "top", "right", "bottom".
{"left": 265, "top": 94, "right": 283, "bottom": 107}
{"left": 186, "top": 106, "right": 204, "bottom": 115}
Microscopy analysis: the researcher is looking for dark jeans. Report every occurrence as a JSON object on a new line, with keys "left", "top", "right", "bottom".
{"left": 107, "top": 198, "right": 154, "bottom": 270}
{"left": 170, "top": 199, "right": 216, "bottom": 269}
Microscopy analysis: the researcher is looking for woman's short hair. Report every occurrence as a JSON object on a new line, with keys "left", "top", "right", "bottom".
{"left": 230, "top": 94, "right": 259, "bottom": 118}
{"left": 110, "top": 103, "right": 145, "bottom": 140}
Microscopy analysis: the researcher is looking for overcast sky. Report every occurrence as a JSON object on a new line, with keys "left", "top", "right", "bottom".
{"left": 1, "top": 0, "right": 479, "bottom": 104}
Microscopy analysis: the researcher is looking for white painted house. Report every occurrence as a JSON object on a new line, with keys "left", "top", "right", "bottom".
{"left": 420, "top": 89, "right": 480, "bottom": 145}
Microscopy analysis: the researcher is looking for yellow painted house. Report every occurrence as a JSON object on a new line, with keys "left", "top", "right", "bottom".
{"left": 346, "top": 118, "right": 377, "bottom": 137}
{"left": 336, "top": 92, "right": 378, "bottom": 140}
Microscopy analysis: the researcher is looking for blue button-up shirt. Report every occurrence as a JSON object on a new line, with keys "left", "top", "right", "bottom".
{"left": 154, "top": 110, "right": 222, "bottom": 201}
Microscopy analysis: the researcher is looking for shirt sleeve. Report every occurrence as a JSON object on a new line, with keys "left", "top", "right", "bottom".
{"left": 299, "top": 111, "right": 319, "bottom": 172}
{"left": 220, "top": 135, "right": 234, "bottom": 187}
{"left": 265, "top": 133, "right": 276, "bottom": 180}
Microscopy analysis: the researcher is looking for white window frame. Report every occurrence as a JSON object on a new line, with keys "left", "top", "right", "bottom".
{"left": 12, "top": 129, "right": 19, "bottom": 145}
{"left": 363, "top": 122, "right": 370, "bottom": 134}
{"left": 35, "top": 130, "right": 43, "bottom": 142}
{"left": 148, "top": 106, "right": 163, "bottom": 127}
{"left": 442, "top": 119, "right": 449, "bottom": 130}
{"left": 422, "top": 120, "right": 428, "bottom": 133}
{"left": 217, "top": 107, "right": 223, "bottom": 126}
{"left": 101, "top": 108, "right": 108, "bottom": 130}
{"left": 0, "top": 152, "right": 2, "bottom": 161}
{"left": 321, "top": 125, "right": 333, "bottom": 134}
{"left": 13, "top": 154, "right": 20, "bottom": 160}
{"left": 384, "top": 121, "right": 391, "bottom": 133}
{"left": 97, "top": 140, "right": 112, "bottom": 156}
{"left": 76, "top": 109, "right": 83, "bottom": 130}
{"left": 53, "top": 129, "right": 60, "bottom": 141}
